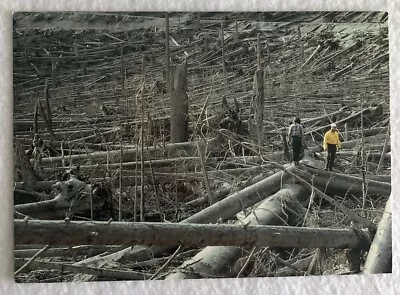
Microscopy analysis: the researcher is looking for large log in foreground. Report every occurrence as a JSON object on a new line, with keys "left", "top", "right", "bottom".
{"left": 166, "top": 184, "right": 309, "bottom": 280}
{"left": 14, "top": 220, "right": 371, "bottom": 249}
{"left": 363, "top": 196, "right": 392, "bottom": 273}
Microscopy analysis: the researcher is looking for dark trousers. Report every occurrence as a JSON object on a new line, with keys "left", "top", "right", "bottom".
{"left": 291, "top": 136, "right": 302, "bottom": 164}
{"left": 326, "top": 144, "right": 337, "bottom": 171}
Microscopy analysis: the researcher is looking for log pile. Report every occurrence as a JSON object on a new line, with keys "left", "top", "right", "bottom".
{"left": 12, "top": 11, "right": 390, "bottom": 283}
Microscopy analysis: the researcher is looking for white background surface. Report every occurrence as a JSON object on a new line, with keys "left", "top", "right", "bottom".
{"left": 0, "top": 1, "right": 397, "bottom": 294}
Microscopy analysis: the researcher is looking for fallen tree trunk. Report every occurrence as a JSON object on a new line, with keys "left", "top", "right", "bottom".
{"left": 14, "top": 177, "right": 108, "bottom": 219}
{"left": 14, "top": 258, "right": 151, "bottom": 280}
{"left": 308, "top": 135, "right": 389, "bottom": 152}
{"left": 305, "top": 105, "right": 384, "bottom": 135}
{"left": 320, "top": 151, "right": 390, "bottom": 163}
{"left": 302, "top": 106, "right": 350, "bottom": 127}
{"left": 274, "top": 254, "right": 315, "bottom": 277}
{"left": 34, "top": 138, "right": 220, "bottom": 167}
{"left": 346, "top": 127, "right": 388, "bottom": 139}
{"left": 348, "top": 174, "right": 390, "bottom": 183}
{"left": 363, "top": 196, "right": 392, "bottom": 273}
{"left": 298, "top": 165, "right": 391, "bottom": 196}
{"left": 14, "top": 219, "right": 371, "bottom": 249}
{"left": 165, "top": 184, "right": 309, "bottom": 280}
{"left": 14, "top": 245, "right": 118, "bottom": 258}
{"left": 183, "top": 165, "right": 295, "bottom": 224}
{"left": 70, "top": 165, "right": 295, "bottom": 280}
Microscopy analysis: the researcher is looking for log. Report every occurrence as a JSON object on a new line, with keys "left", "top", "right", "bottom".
{"left": 363, "top": 196, "right": 392, "bottom": 273}
{"left": 170, "top": 61, "right": 189, "bottom": 143}
{"left": 14, "top": 219, "right": 372, "bottom": 249}
{"left": 14, "top": 258, "right": 151, "bottom": 280}
{"left": 376, "top": 128, "right": 390, "bottom": 173}
{"left": 183, "top": 165, "right": 295, "bottom": 224}
{"left": 299, "top": 44, "right": 322, "bottom": 70}
{"left": 70, "top": 165, "right": 295, "bottom": 276}
{"left": 14, "top": 188, "right": 48, "bottom": 205}
{"left": 331, "top": 63, "right": 354, "bottom": 81}
{"left": 165, "top": 184, "right": 309, "bottom": 280}
{"left": 302, "top": 106, "right": 350, "bottom": 127}
{"left": 14, "top": 245, "right": 118, "bottom": 258}
{"left": 274, "top": 254, "right": 314, "bottom": 277}
{"left": 308, "top": 134, "right": 388, "bottom": 152}
{"left": 14, "top": 177, "right": 106, "bottom": 219}
{"left": 35, "top": 138, "right": 220, "bottom": 166}
{"left": 305, "top": 105, "right": 384, "bottom": 135}
{"left": 298, "top": 166, "right": 391, "bottom": 196}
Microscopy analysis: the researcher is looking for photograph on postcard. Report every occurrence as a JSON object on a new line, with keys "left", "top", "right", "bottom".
{"left": 12, "top": 11, "right": 391, "bottom": 283}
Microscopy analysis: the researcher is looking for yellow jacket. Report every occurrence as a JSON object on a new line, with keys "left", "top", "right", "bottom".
{"left": 323, "top": 129, "right": 341, "bottom": 150}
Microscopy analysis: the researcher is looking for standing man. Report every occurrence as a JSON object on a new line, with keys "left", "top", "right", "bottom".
{"left": 323, "top": 123, "right": 341, "bottom": 171}
{"left": 288, "top": 117, "right": 303, "bottom": 166}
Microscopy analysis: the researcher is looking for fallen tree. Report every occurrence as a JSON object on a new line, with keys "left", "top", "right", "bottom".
{"left": 363, "top": 196, "right": 392, "bottom": 273}
{"left": 297, "top": 165, "right": 391, "bottom": 196}
{"left": 14, "top": 177, "right": 112, "bottom": 219}
{"left": 14, "top": 245, "right": 118, "bottom": 258}
{"left": 14, "top": 258, "right": 151, "bottom": 280}
{"left": 307, "top": 134, "right": 389, "bottom": 152}
{"left": 165, "top": 184, "right": 309, "bottom": 280}
{"left": 14, "top": 220, "right": 372, "bottom": 249}
{"left": 305, "top": 105, "right": 384, "bottom": 135}
{"left": 34, "top": 137, "right": 221, "bottom": 167}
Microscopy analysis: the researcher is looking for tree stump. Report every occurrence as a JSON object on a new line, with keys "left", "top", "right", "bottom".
{"left": 170, "top": 62, "right": 189, "bottom": 143}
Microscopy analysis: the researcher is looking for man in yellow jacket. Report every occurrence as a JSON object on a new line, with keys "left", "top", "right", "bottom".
{"left": 323, "top": 123, "right": 341, "bottom": 171}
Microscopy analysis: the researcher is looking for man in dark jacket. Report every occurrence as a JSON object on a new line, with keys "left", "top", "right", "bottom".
{"left": 288, "top": 117, "right": 303, "bottom": 166}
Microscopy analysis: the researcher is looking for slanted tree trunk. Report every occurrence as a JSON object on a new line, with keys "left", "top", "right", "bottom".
{"left": 170, "top": 61, "right": 189, "bottom": 143}
{"left": 165, "top": 184, "right": 309, "bottom": 280}
{"left": 363, "top": 197, "right": 392, "bottom": 273}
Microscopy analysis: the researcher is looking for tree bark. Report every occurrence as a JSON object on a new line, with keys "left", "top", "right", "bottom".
{"left": 251, "top": 68, "right": 264, "bottom": 147}
{"left": 170, "top": 61, "right": 189, "bottom": 143}
{"left": 363, "top": 197, "right": 392, "bottom": 273}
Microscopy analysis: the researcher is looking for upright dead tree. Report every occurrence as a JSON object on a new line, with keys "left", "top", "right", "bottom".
{"left": 44, "top": 78, "right": 52, "bottom": 129}
{"left": 170, "top": 61, "right": 189, "bottom": 143}
{"left": 51, "top": 56, "right": 58, "bottom": 88}
{"left": 249, "top": 34, "right": 265, "bottom": 148}
{"left": 165, "top": 13, "right": 171, "bottom": 93}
